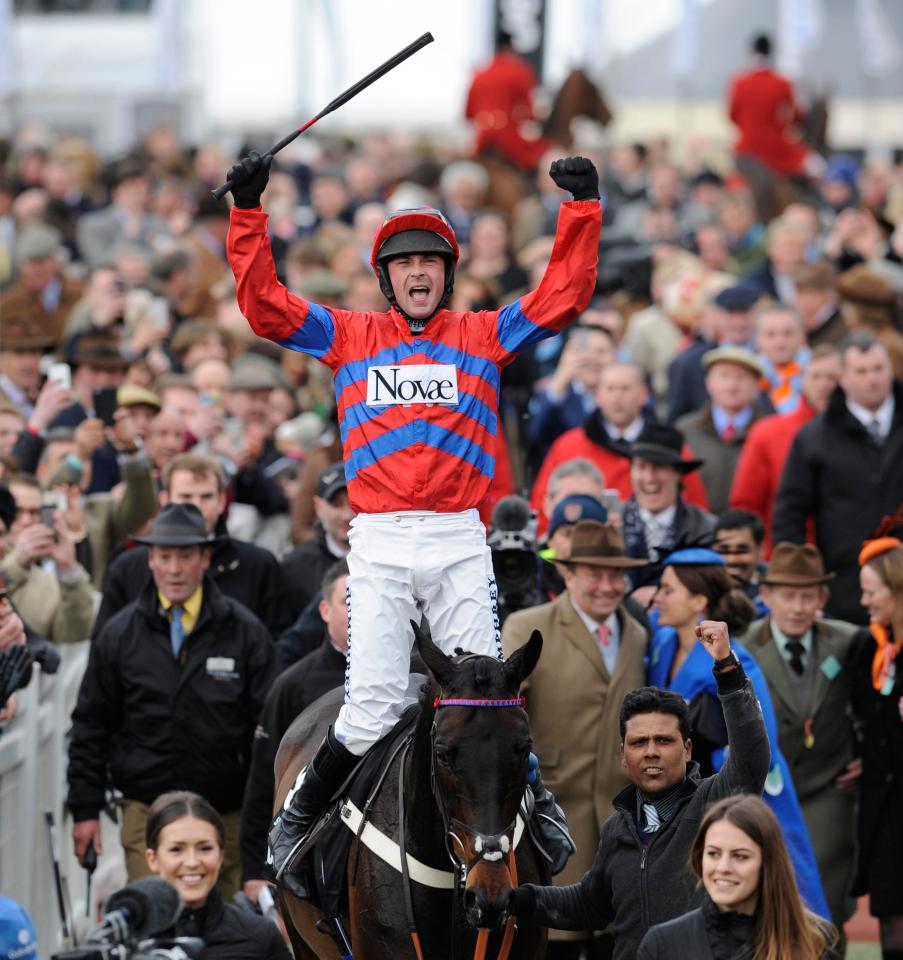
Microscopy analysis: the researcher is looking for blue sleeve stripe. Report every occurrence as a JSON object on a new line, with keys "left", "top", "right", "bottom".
{"left": 276, "top": 302, "right": 335, "bottom": 358}
{"left": 339, "top": 391, "right": 498, "bottom": 444}
{"left": 333, "top": 339, "right": 500, "bottom": 395}
{"left": 420, "top": 340, "right": 500, "bottom": 391}
{"left": 496, "top": 299, "right": 550, "bottom": 355}
{"left": 345, "top": 421, "right": 495, "bottom": 481}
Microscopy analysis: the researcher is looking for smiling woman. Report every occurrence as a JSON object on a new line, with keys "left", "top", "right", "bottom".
{"left": 144, "top": 791, "right": 291, "bottom": 959}
{"left": 637, "top": 795, "right": 835, "bottom": 960}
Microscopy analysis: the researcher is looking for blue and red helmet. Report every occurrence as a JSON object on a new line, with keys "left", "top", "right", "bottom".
{"left": 370, "top": 206, "right": 460, "bottom": 314}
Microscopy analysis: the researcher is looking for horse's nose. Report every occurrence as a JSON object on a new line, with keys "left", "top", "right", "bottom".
{"left": 463, "top": 886, "right": 511, "bottom": 930}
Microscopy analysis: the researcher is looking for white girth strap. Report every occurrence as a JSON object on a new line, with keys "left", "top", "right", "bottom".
{"left": 339, "top": 801, "right": 526, "bottom": 890}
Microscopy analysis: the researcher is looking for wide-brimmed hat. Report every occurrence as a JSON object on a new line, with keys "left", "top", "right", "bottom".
{"left": 135, "top": 503, "right": 216, "bottom": 547}
{"left": 1, "top": 318, "right": 55, "bottom": 352}
{"left": 628, "top": 422, "right": 704, "bottom": 474}
{"left": 554, "top": 520, "right": 648, "bottom": 569}
{"left": 761, "top": 542, "right": 835, "bottom": 586}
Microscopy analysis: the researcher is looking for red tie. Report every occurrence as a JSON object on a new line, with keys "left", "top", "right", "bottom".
{"left": 597, "top": 623, "right": 610, "bottom": 649}
{"left": 721, "top": 422, "right": 736, "bottom": 442}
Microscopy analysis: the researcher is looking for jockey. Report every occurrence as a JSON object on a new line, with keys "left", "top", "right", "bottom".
{"left": 224, "top": 152, "right": 602, "bottom": 894}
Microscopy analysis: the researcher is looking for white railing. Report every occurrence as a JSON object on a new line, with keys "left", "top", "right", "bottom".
{"left": 0, "top": 642, "right": 126, "bottom": 956}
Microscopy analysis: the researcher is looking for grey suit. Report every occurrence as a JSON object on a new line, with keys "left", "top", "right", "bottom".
{"left": 741, "top": 616, "right": 859, "bottom": 926}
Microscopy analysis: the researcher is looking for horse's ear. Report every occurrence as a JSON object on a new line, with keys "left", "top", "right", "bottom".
{"left": 411, "top": 619, "right": 456, "bottom": 689}
{"left": 504, "top": 630, "right": 543, "bottom": 689}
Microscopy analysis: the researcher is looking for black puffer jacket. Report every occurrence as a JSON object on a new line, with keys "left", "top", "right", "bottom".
{"left": 175, "top": 888, "right": 291, "bottom": 959}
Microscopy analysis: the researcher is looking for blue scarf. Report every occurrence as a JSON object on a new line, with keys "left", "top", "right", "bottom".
{"left": 648, "top": 626, "right": 830, "bottom": 919}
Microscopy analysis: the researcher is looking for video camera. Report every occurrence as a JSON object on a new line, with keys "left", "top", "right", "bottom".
{"left": 488, "top": 496, "right": 541, "bottom": 619}
{"left": 51, "top": 877, "right": 203, "bottom": 960}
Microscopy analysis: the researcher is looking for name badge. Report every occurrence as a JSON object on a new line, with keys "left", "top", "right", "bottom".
{"left": 207, "top": 656, "right": 237, "bottom": 679}
{"left": 366, "top": 364, "right": 458, "bottom": 407}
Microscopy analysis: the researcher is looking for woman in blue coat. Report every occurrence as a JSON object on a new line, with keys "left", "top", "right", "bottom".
{"left": 648, "top": 547, "right": 829, "bottom": 919}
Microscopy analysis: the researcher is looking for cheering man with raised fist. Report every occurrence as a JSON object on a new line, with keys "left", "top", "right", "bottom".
{"left": 225, "top": 152, "right": 602, "bottom": 894}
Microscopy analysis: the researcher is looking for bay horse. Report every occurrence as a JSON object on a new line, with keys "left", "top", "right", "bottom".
{"left": 543, "top": 68, "right": 614, "bottom": 148}
{"left": 273, "top": 624, "right": 548, "bottom": 960}
{"left": 479, "top": 68, "right": 614, "bottom": 218}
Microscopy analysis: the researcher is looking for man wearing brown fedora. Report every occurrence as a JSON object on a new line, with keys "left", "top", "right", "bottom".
{"left": 503, "top": 520, "right": 649, "bottom": 958}
{"left": 741, "top": 541, "right": 859, "bottom": 932}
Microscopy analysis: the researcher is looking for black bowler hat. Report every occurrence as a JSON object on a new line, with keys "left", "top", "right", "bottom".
{"left": 135, "top": 503, "right": 216, "bottom": 547}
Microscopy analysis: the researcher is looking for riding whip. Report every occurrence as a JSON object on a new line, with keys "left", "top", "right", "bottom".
{"left": 212, "top": 31, "right": 434, "bottom": 199}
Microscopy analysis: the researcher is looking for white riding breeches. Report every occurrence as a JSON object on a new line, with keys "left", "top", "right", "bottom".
{"left": 333, "top": 509, "right": 502, "bottom": 756}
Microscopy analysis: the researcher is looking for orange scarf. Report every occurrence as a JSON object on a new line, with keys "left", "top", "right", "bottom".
{"left": 870, "top": 622, "right": 901, "bottom": 692}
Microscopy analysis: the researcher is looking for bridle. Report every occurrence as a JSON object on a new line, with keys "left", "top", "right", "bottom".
{"left": 430, "top": 695, "right": 527, "bottom": 881}
{"left": 411, "top": 690, "right": 527, "bottom": 960}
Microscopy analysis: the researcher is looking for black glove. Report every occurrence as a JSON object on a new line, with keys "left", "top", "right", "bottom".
{"left": 549, "top": 156, "right": 599, "bottom": 201}
{"left": 507, "top": 884, "right": 536, "bottom": 919}
{"left": 226, "top": 151, "right": 274, "bottom": 209}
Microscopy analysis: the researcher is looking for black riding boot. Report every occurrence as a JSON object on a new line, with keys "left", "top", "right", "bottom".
{"left": 267, "top": 726, "right": 358, "bottom": 897}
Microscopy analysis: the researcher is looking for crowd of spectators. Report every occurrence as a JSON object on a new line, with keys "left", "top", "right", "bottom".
{"left": 0, "top": 49, "right": 902, "bottom": 957}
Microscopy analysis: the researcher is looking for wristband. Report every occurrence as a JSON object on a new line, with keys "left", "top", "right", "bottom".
{"left": 713, "top": 651, "right": 740, "bottom": 671}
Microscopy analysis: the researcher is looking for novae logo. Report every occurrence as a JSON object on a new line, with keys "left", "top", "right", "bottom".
{"left": 366, "top": 364, "right": 459, "bottom": 406}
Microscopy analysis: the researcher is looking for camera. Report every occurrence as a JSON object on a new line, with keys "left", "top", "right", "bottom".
{"left": 488, "top": 496, "right": 542, "bottom": 621}
{"left": 51, "top": 878, "right": 202, "bottom": 960}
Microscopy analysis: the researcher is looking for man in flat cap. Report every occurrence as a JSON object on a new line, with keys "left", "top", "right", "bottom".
{"left": 0, "top": 225, "right": 83, "bottom": 346}
{"left": 676, "top": 346, "right": 769, "bottom": 514}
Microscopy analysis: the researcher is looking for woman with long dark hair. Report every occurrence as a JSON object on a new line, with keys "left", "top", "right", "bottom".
{"left": 637, "top": 794, "right": 835, "bottom": 959}
{"left": 852, "top": 538, "right": 903, "bottom": 960}
{"left": 145, "top": 791, "right": 291, "bottom": 959}
{"left": 648, "top": 547, "right": 828, "bottom": 918}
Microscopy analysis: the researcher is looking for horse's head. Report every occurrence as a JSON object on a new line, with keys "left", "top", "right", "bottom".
{"left": 412, "top": 620, "right": 542, "bottom": 930}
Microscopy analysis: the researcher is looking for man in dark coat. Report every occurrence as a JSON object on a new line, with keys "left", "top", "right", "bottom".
{"left": 280, "top": 462, "right": 352, "bottom": 620}
{"left": 509, "top": 620, "right": 770, "bottom": 960}
{"left": 93, "top": 452, "right": 291, "bottom": 640}
{"left": 68, "top": 503, "right": 276, "bottom": 895}
{"left": 772, "top": 332, "right": 903, "bottom": 623}
{"left": 240, "top": 559, "right": 349, "bottom": 903}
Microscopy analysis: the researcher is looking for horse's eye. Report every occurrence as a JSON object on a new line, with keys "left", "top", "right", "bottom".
{"left": 435, "top": 746, "right": 455, "bottom": 767}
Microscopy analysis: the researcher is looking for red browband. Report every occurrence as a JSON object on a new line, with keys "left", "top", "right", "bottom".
{"left": 433, "top": 697, "right": 526, "bottom": 709}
